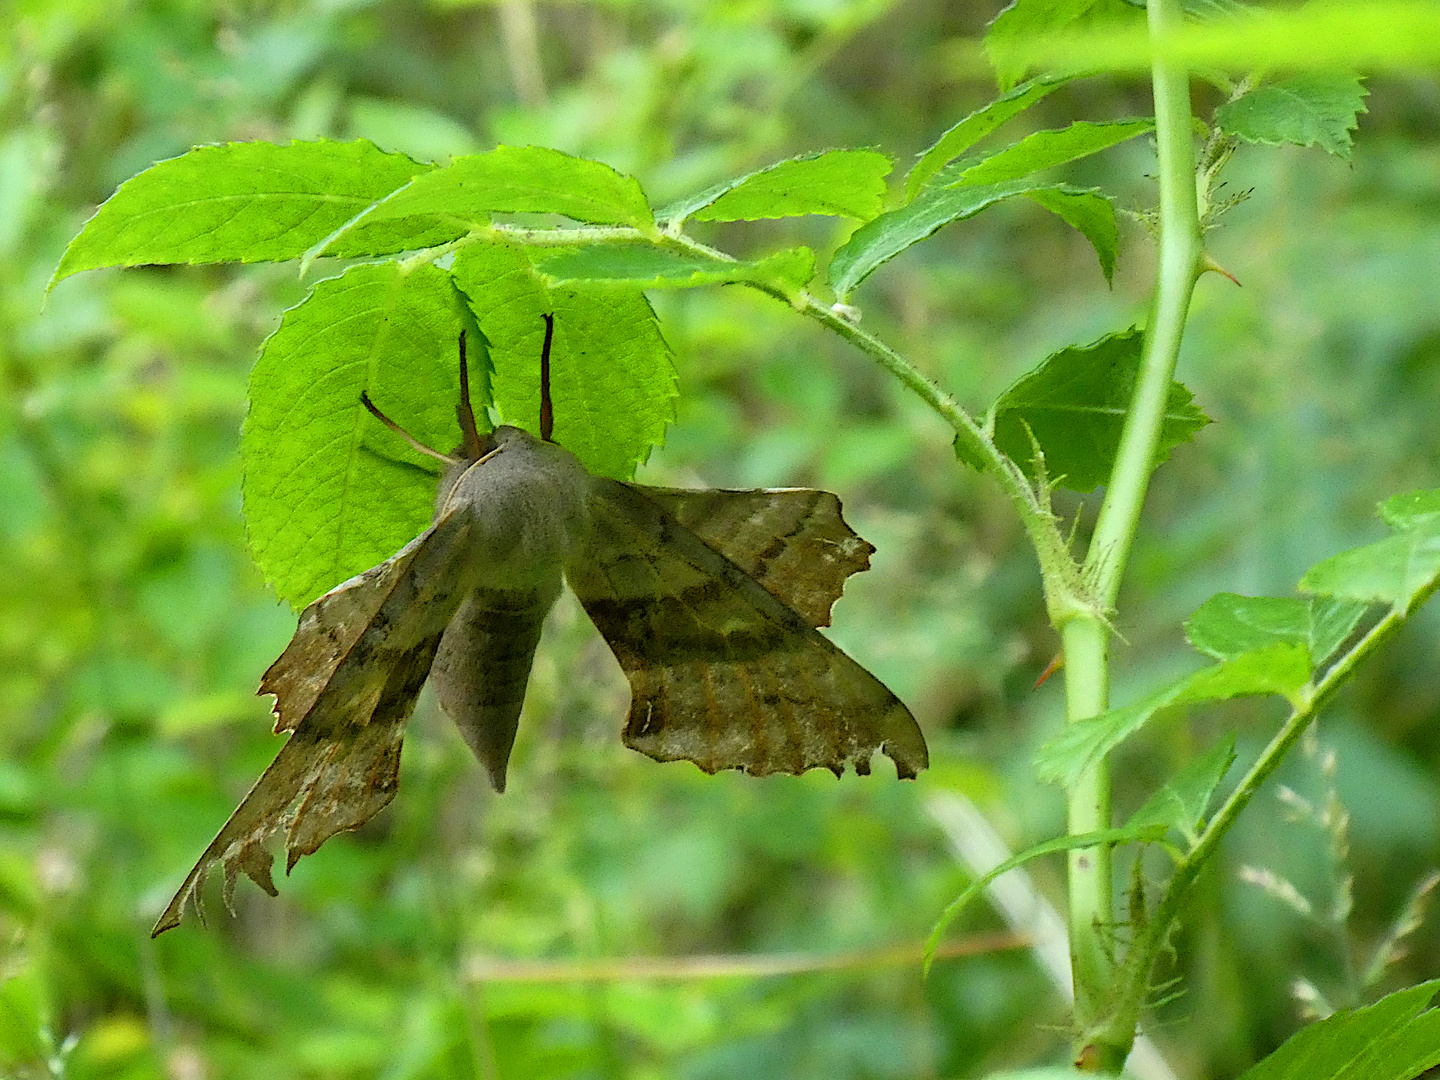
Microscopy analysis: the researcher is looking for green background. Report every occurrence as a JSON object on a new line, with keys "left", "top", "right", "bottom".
{"left": 3, "top": 1, "right": 1438, "bottom": 1077}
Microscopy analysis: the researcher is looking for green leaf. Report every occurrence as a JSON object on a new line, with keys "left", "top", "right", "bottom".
{"left": 1023, "top": 186, "right": 1118, "bottom": 283}
{"left": 924, "top": 824, "right": 1166, "bottom": 971}
{"left": 1035, "top": 643, "right": 1311, "bottom": 788}
{"left": 52, "top": 140, "right": 439, "bottom": 285}
{"left": 672, "top": 150, "right": 892, "bottom": 224}
{"left": 242, "top": 262, "right": 465, "bottom": 608}
{"left": 1379, "top": 488, "right": 1440, "bottom": 531}
{"left": 991, "top": 329, "right": 1209, "bottom": 493}
{"left": 828, "top": 179, "right": 1038, "bottom": 300}
{"left": 985, "top": 0, "right": 1102, "bottom": 91}
{"left": 323, "top": 145, "right": 655, "bottom": 253}
{"left": 1186, "top": 594, "right": 1311, "bottom": 660}
{"left": 1300, "top": 507, "right": 1440, "bottom": 610}
{"left": 1307, "top": 597, "right": 1370, "bottom": 665}
{"left": 905, "top": 77, "right": 1067, "bottom": 197}
{"left": 1215, "top": 74, "right": 1369, "bottom": 160}
{"left": 950, "top": 119, "right": 1154, "bottom": 187}
{"left": 1186, "top": 593, "right": 1368, "bottom": 668}
{"left": 533, "top": 244, "right": 815, "bottom": 295}
{"left": 1126, "top": 733, "right": 1236, "bottom": 846}
{"left": 451, "top": 244, "right": 675, "bottom": 480}
{"left": 1235, "top": 979, "right": 1440, "bottom": 1080}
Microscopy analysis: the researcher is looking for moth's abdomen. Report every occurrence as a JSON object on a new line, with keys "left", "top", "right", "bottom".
{"left": 432, "top": 583, "right": 560, "bottom": 792}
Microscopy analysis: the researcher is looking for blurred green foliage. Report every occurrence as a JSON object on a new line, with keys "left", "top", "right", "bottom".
{"left": 2, "top": 1, "right": 1438, "bottom": 1077}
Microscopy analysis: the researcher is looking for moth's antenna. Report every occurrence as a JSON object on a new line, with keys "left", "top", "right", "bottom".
{"left": 360, "top": 392, "right": 462, "bottom": 465}
{"left": 455, "top": 332, "right": 487, "bottom": 461}
{"left": 539, "top": 312, "right": 555, "bottom": 442}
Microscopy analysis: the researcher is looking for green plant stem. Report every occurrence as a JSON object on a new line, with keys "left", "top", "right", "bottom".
{"left": 799, "top": 298, "right": 1086, "bottom": 624}
{"left": 1116, "top": 583, "right": 1440, "bottom": 1043}
{"left": 1062, "top": 616, "right": 1113, "bottom": 1028}
{"left": 1066, "top": 0, "right": 1202, "bottom": 1067}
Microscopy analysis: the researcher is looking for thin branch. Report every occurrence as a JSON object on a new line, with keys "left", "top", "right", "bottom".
{"left": 464, "top": 932, "right": 1026, "bottom": 984}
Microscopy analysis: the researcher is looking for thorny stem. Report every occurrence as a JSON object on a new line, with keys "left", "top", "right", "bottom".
{"left": 1067, "top": 0, "right": 1203, "bottom": 1066}
{"left": 1116, "top": 581, "right": 1440, "bottom": 1047}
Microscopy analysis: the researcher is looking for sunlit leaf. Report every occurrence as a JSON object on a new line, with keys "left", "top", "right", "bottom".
{"left": 321, "top": 145, "right": 656, "bottom": 255}
{"left": 1216, "top": 74, "right": 1369, "bottom": 160}
{"left": 985, "top": 0, "right": 1103, "bottom": 90}
{"left": 990, "top": 329, "right": 1209, "bottom": 493}
{"left": 966, "top": 1, "right": 1440, "bottom": 76}
{"left": 670, "top": 149, "right": 892, "bottom": 224}
{"left": 243, "top": 262, "right": 463, "bottom": 608}
{"left": 451, "top": 244, "right": 676, "bottom": 480}
{"left": 52, "top": 140, "right": 440, "bottom": 285}
{"left": 534, "top": 244, "right": 815, "bottom": 294}
{"left": 1379, "top": 489, "right": 1440, "bottom": 531}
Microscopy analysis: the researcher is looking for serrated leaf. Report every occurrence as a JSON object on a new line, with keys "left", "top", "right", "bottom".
{"left": 986, "top": 0, "right": 1103, "bottom": 91}
{"left": 951, "top": 119, "right": 1154, "bottom": 187}
{"left": 1023, "top": 185, "right": 1118, "bottom": 282}
{"left": 1036, "top": 643, "right": 1311, "bottom": 788}
{"left": 906, "top": 77, "right": 1067, "bottom": 197}
{"left": 1300, "top": 510, "right": 1440, "bottom": 611}
{"left": 1236, "top": 979, "right": 1440, "bottom": 1080}
{"left": 1186, "top": 594, "right": 1312, "bottom": 660}
{"left": 924, "top": 823, "right": 1166, "bottom": 970}
{"left": 1186, "top": 593, "right": 1368, "bottom": 667}
{"left": 534, "top": 244, "right": 815, "bottom": 294}
{"left": 1379, "top": 488, "right": 1440, "bottom": 531}
{"left": 1307, "top": 596, "right": 1369, "bottom": 666}
{"left": 451, "top": 244, "right": 675, "bottom": 480}
{"left": 828, "top": 179, "right": 1037, "bottom": 300}
{"left": 1126, "top": 733, "right": 1236, "bottom": 846}
{"left": 670, "top": 150, "right": 892, "bottom": 225}
{"left": 52, "top": 140, "right": 439, "bottom": 285}
{"left": 1216, "top": 74, "right": 1369, "bottom": 160}
{"left": 242, "top": 262, "right": 465, "bottom": 608}
{"left": 323, "top": 145, "right": 655, "bottom": 255}
{"left": 991, "top": 329, "right": 1209, "bottom": 493}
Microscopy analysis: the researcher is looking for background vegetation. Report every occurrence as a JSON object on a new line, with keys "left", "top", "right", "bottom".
{"left": 3, "top": 0, "right": 1438, "bottom": 1077}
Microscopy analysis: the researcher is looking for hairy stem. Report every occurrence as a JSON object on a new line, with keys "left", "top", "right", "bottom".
{"left": 1068, "top": 0, "right": 1202, "bottom": 1066}
{"left": 1117, "top": 580, "right": 1440, "bottom": 1045}
{"left": 799, "top": 298, "right": 1086, "bottom": 625}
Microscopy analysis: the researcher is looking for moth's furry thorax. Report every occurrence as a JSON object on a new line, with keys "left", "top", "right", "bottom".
{"left": 435, "top": 425, "right": 592, "bottom": 591}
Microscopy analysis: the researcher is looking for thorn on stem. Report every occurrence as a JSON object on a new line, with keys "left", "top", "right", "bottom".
{"left": 1199, "top": 254, "right": 1242, "bottom": 287}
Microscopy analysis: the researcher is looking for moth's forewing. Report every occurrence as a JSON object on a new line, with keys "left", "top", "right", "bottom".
{"left": 636, "top": 486, "right": 875, "bottom": 628}
{"left": 153, "top": 508, "right": 483, "bottom": 936}
{"left": 567, "top": 480, "right": 928, "bottom": 780}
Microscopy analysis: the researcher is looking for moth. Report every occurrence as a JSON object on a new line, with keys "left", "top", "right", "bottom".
{"left": 153, "top": 317, "right": 927, "bottom": 936}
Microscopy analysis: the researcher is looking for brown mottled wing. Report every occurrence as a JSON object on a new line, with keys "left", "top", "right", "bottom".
{"left": 429, "top": 581, "right": 560, "bottom": 793}
{"left": 567, "top": 480, "right": 927, "bottom": 779}
{"left": 636, "top": 487, "right": 873, "bottom": 627}
{"left": 152, "top": 510, "right": 479, "bottom": 936}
